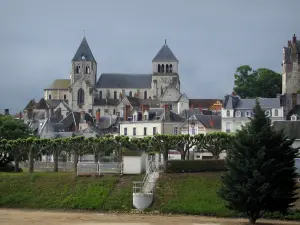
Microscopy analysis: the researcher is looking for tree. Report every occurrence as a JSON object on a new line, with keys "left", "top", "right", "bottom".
{"left": 0, "top": 115, "right": 31, "bottom": 140}
{"left": 198, "top": 132, "right": 232, "bottom": 159}
{"left": 219, "top": 100, "right": 298, "bottom": 224}
{"left": 176, "top": 135, "right": 197, "bottom": 160}
{"left": 233, "top": 65, "right": 281, "bottom": 98}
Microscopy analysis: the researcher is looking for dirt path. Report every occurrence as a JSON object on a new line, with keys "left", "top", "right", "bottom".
{"left": 0, "top": 209, "right": 300, "bottom": 225}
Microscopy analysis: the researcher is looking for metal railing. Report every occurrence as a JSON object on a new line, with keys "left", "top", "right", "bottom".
{"left": 133, "top": 161, "right": 158, "bottom": 194}
{"left": 77, "top": 162, "right": 123, "bottom": 176}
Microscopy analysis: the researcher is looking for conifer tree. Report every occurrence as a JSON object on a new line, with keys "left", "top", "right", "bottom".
{"left": 219, "top": 100, "right": 298, "bottom": 224}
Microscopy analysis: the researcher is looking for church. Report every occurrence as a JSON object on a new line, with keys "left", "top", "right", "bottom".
{"left": 42, "top": 36, "right": 185, "bottom": 120}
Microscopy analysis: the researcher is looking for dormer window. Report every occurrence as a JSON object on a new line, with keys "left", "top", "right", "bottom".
{"left": 291, "top": 115, "right": 297, "bottom": 121}
{"left": 274, "top": 109, "right": 278, "bottom": 117}
{"left": 235, "top": 111, "right": 241, "bottom": 117}
{"left": 245, "top": 111, "right": 251, "bottom": 117}
{"left": 226, "top": 110, "right": 230, "bottom": 117}
{"left": 265, "top": 110, "right": 271, "bottom": 117}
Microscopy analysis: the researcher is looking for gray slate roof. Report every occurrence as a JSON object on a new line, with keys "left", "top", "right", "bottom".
{"left": 96, "top": 73, "right": 152, "bottom": 89}
{"left": 195, "top": 115, "right": 221, "bottom": 129}
{"left": 273, "top": 121, "right": 300, "bottom": 139}
{"left": 223, "top": 95, "right": 281, "bottom": 109}
{"left": 72, "top": 37, "right": 95, "bottom": 61}
{"left": 152, "top": 43, "right": 178, "bottom": 62}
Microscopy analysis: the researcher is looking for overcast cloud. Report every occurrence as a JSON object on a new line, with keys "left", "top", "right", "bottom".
{"left": 0, "top": 0, "right": 300, "bottom": 114}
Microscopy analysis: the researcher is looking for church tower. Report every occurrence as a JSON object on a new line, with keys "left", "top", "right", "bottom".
{"left": 151, "top": 40, "right": 180, "bottom": 99}
{"left": 69, "top": 36, "right": 97, "bottom": 113}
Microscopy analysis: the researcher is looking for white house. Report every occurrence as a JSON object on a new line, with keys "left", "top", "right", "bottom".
{"left": 222, "top": 95, "right": 284, "bottom": 133}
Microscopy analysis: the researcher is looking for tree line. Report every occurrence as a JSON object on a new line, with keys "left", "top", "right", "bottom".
{"left": 0, "top": 132, "right": 233, "bottom": 173}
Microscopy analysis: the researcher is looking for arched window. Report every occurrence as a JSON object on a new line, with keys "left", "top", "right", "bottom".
{"left": 85, "top": 66, "right": 90, "bottom": 74}
{"left": 226, "top": 110, "right": 230, "bottom": 117}
{"left": 144, "top": 91, "right": 147, "bottom": 99}
{"left": 158, "top": 64, "right": 161, "bottom": 72}
{"left": 63, "top": 94, "right": 67, "bottom": 100}
{"left": 169, "top": 64, "right": 173, "bottom": 72}
{"left": 77, "top": 88, "right": 84, "bottom": 105}
{"left": 161, "top": 64, "right": 164, "bottom": 72}
{"left": 48, "top": 94, "right": 52, "bottom": 100}
{"left": 129, "top": 91, "right": 132, "bottom": 97}
{"left": 75, "top": 65, "right": 81, "bottom": 73}
{"left": 274, "top": 109, "right": 278, "bottom": 116}
{"left": 166, "top": 64, "right": 169, "bottom": 73}
{"left": 114, "top": 91, "right": 117, "bottom": 99}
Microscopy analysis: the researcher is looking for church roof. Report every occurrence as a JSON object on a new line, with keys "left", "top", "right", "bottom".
{"left": 45, "top": 79, "right": 70, "bottom": 90}
{"left": 96, "top": 73, "right": 152, "bottom": 89}
{"left": 152, "top": 41, "right": 178, "bottom": 62}
{"left": 72, "top": 37, "right": 95, "bottom": 61}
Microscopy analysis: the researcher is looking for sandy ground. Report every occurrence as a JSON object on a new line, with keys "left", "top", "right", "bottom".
{"left": 1, "top": 209, "right": 300, "bottom": 225}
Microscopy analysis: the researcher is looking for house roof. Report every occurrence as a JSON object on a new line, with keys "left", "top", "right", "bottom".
{"left": 273, "top": 121, "right": 300, "bottom": 139}
{"left": 60, "top": 111, "right": 93, "bottom": 128}
{"left": 46, "top": 99, "right": 68, "bottom": 109}
{"left": 94, "top": 98, "right": 120, "bottom": 106}
{"left": 195, "top": 115, "right": 221, "bottom": 129}
{"left": 72, "top": 36, "right": 96, "bottom": 61}
{"left": 287, "top": 105, "right": 300, "bottom": 120}
{"left": 24, "top": 99, "right": 36, "bottom": 110}
{"left": 45, "top": 79, "right": 70, "bottom": 90}
{"left": 35, "top": 98, "right": 49, "bottom": 110}
{"left": 223, "top": 95, "right": 281, "bottom": 109}
{"left": 127, "top": 96, "right": 141, "bottom": 107}
{"left": 152, "top": 42, "right": 178, "bottom": 62}
{"left": 96, "top": 73, "right": 152, "bottom": 89}
{"left": 189, "top": 99, "right": 223, "bottom": 109}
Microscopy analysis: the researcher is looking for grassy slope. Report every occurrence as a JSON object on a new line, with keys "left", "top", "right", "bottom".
{"left": 153, "top": 172, "right": 300, "bottom": 220}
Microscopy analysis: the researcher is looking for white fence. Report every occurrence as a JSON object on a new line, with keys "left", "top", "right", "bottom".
{"left": 77, "top": 162, "right": 123, "bottom": 176}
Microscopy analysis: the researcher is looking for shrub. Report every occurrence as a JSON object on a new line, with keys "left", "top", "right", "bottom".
{"left": 167, "top": 160, "right": 226, "bottom": 173}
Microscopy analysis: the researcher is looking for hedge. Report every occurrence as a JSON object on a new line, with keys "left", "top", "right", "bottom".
{"left": 167, "top": 160, "right": 226, "bottom": 173}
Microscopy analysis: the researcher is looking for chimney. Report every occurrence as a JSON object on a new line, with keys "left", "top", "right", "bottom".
{"left": 209, "top": 116, "right": 214, "bottom": 127}
{"left": 27, "top": 108, "right": 33, "bottom": 119}
{"left": 96, "top": 109, "right": 100, "bottom": 124}
{"left": 292, "top": 93, "right": 297, "bottom": 109}
{"left": 293, "top": 34, "right": 297, "bottom": 43}
{"left": 80, "top": 111, "right": 85, "bottom": 122}
{"left": 164, "top": 104, "right": 171, "bottom": 121}
{"left": 4, "top": 109, "right": 9, "bottom": 115}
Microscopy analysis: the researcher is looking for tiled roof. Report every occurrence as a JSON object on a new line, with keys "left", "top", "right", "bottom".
{"left": 195, "top": 114, "right": 221, "bottom": 129}
{"left": 46, "top": 99, "right": 68, "bottom": 109}
{"left": 94, "top": 98, "right": 120, "bottom": 106}
{"left": 287, "top": 105, "right": 300, "bottom": 120}
{"left": 189, "top": 99, "right": 223, "bottom": 109}
{"left": 45, "top": 79, "right": 70, "bottom": 90}
{"left": 96, "top": 73, "right": 152, "bottom": 89}
{"left": 152, "top": 42, "right": 178, "bottom": 62}
{"left": 60, "top": 112, "right": 93, "bottom": 128}
{"left": 24, "top": 99, "right": 36, "bottom": 110}
{"left": 223, "top": 95, "right": 281, "bottom": 109}
{"left": 72, "top": 37, "right": 96, "bottom": 61}
{"left": 35, "top": 98, "right": 49, "bottom": 110}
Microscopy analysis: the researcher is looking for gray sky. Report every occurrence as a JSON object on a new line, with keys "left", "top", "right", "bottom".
{"left": 1, "top": 0, "right": 300, "bottom": 114}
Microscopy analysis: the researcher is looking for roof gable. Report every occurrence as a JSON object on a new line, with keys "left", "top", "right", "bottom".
{"left": 152, "top": 42, "right": 178, "bottom": 62}
{"left": 72, "top": 37, "right": 95, "bottom": 61}
{"left": 160, "top": 86, "right": 181, "bottom": 102}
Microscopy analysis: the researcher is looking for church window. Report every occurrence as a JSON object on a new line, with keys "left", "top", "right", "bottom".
{"left": 129, "top": 91, "right": 132, "bottom": 97}
{"left": 63, "top": 94, "right": 67, "bottom": 100}
{"left": 114, "top": 91, "right": 117, "bottom": 99}
{"left": 48, "top": 94, "right": 52, "bottom": 100}
{"left": 169, "top": 64, "right": 173, "bottom": 72}
{"left": 85, "top": 66, "right": 90, "bottom": 74}
{"left": 161, "top": 64, "right": 165, "bottom": 73}
{"left": 158, "top": 64, "right": 161, "bottom": 72}
{"left": 166, "top": 64, "right": 169, "bottom": 73}
{"left": 75, "top": 65, "right": 81, "bottom": 73}
{"left": 144, "top": 91, "right": 147, "bottom": 99}
{"left": 77, "top": 88, "right": 85, "bottom": 105}
{"left": 226, "top": 110, "right": 230, "bottom": 117}
{"left": 99, "top": 91, "right": 102, "bottom": 99}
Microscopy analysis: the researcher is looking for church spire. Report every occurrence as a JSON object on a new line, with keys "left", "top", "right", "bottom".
{"left": 152, "top": 39, "right": 178, "bottom": 62}
{"left": 72, "top": 36, "right": 95, "bottom": 61}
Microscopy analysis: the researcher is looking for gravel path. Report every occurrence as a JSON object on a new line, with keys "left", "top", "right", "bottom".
{"left": 0, "top": 209, "right": 299, "bottom": 225}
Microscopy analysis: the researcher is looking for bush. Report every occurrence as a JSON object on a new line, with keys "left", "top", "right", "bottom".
{"left": 167, "top": 160, "right": 226, "bottom": 173}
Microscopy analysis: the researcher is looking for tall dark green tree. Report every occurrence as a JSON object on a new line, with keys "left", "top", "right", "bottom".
{"left": 219, "top": 100, "right": 298, "bottom": 224}
{"left": 233, "top": 65, "right": 281, "bottom": 98}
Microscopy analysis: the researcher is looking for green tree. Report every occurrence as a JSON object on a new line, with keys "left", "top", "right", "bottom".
{"left": 22, "top": 137, "right": 41, "bottom": 173}
{"left": 0, "top": 115, "right": 31, "bottom": 140}
{"left": 219, "top": 100, "right": 298, "bottom": 224}
{"left": 233, "top": 65, "right": 281, "bottom": 98}
{"left": 176, "top": 135, "right": 197, "bottom": 160}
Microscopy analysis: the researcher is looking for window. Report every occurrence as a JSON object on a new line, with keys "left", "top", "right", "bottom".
{"left": 226, "top": 122, "right": 231, "bottom": 133}
{"left": 133, "top": 127, "right": 136, "bottom": 136}
{"left": 144, "top": 127, "right": 147, "bottom": 136}
{"left": 114, "top": 91, "right": 117, "bottom": 99}
{"left": 166, "top": 64, "right": 169, "bottom": 73}
{"left": 75, "top": 65, "right": 80, "bottom": 73}
{"left": 63, "top": 94, "right": 67, "bottom": 100}
{"left": 274, "top": 109, "right": 278, "bottom": 117}
{"left": 129, "top": 91, "right": 132, "bottom": 97}
{"left": 169, "top": 64, "right": 173, "bottom": 72}
{"left": 245, "top": 111, "right": 251, "bottom": 117}
{"left": 235, "top": 111, "right": 241, "bottom": 117}
{"left": 77, "top": 88, "right": 84, "bottom": 105}
{"left": 48, "top": 94, "right": 52, "bottom": 100}
{"left": 226, "top": 110, "right": 230, "bottom": 117}
{"left": 99, "top": 91, "right": 102, "bottom": 99}
{"left": 157, "top": 64, "right": 161, "bottom": 72}
{"left": 85, "top": 66, "right": 90, "bottom": 74}
{"left": 173, "top": 127, "right": 178, "bottom": 135}
{"left": 291, "top": 115, "right": 297, "bottom": 121}
{"left": 144, "top": 91, "right": 147, "bottom": 99}
{"left": 124, "top": 127, "right": 127, "bottom": 136}
{"left": 265, "top": 110, "right": 270, "bottom": 117}
{"left": 153, "top": 127, "right": 156, "bottom": 135}
{"left": 161, "top": 64, "right": 164, "bottom": 72}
